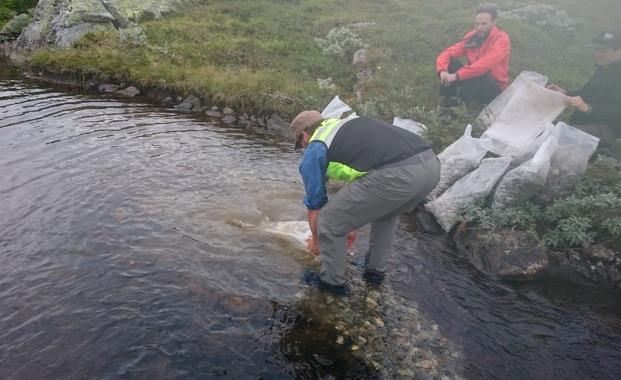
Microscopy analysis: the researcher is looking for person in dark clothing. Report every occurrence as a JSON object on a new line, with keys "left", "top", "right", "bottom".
{"left": 548, "top": 31, "right": 621, "bottom": 147}
{"left": 436, "top": 4, "right": 511, "bottom": 106}
{"left": 290, "top": 111, "right": 440, "bottom": 293}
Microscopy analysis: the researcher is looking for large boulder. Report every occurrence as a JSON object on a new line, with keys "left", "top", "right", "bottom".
{"left": 453, "top": 225, "right": 621, "bottom": 290}
{"left": 453, "top": 227, "right": 549, "bottom": 280}
{"left": 15, "top": 0, "right": 179, "bottom": 50}
{"left": 548, "top": 245, "right": 621, "bottom": 290}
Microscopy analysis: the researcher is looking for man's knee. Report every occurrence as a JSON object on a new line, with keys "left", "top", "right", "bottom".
{"left": 318, "top": 206, "right": 350, "bottom": 237}
{"left": 447, "top": 57, "right": 464, "bottom": 74}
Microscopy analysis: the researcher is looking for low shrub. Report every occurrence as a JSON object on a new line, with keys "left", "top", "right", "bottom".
{"left": 0, "top": 14, "right": 30, "bottom": 42}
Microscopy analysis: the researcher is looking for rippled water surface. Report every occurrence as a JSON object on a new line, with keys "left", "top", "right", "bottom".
{"left": 1, "top": 67, "right": 620, "bottom": 379}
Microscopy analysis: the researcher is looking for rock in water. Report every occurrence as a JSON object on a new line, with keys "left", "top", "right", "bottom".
{"left": 453, "top": 228, "right": 549, "bottom": 280}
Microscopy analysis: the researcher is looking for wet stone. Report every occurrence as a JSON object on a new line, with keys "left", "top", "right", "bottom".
{"left": 221, "top": 115, "right": 237, "bottom": 123}
{"left": 174, "top": 102, "right": 193, "bottom": 111}
{"left": 365, "top": 297, "right": 378, "bottom": 308}
{"left": 98, "top": 83, "right": 120, "bottom": 93}
{"left": 116, "top": 86, "right": 140, "bottom": 97}
{"left": 205, "top": 110, "right": 222, "bottom": 118}
{"left": 368, "top": 290, "right": 381, "bottom": 301}
{"left": 181, "top": 94, "right": 201, "bottom": 109}
{"left": 313, "top": 354, "right": 334, "bottom": 367}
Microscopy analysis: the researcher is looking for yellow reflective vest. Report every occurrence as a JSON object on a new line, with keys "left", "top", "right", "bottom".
{"left": 309, "top": 116, "right": 368, "bottom": 182}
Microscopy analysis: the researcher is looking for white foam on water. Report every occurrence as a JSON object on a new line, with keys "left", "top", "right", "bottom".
{"left": 259, "top": 221, "right": 311, "bottom": 249}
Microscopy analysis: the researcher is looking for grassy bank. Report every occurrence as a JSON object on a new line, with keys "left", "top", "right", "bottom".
{"left": 26, "top": 0, "right": 621, "bottom": 124}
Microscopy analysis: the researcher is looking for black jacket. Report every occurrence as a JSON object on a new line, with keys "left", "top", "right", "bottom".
{"left": 569, "top": 61, "right": 621, "bottom": 137}
{"left": 329, "top": 117, "right": 431, "bottom": 172}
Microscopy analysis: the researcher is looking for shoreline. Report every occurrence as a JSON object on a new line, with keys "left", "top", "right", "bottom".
{"left": 6, "top": 60, "right": 294, "bottom": 141}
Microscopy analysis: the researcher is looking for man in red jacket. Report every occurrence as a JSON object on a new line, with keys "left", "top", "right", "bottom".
{"left": 436, "top": 4, "right": 511, "bottom": 106}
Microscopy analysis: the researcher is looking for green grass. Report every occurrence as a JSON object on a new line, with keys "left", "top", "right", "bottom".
{"left": 26, "top": 0, "right": 621, "bottom": 123}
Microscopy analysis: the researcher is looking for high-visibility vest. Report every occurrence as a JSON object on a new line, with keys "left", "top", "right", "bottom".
{"left": 309, "top": 115, "right": 367, "bottom": 182}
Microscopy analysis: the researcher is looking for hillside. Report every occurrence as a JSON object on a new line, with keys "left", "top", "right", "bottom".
{"left": 16, "top": 0, "right": 620, "bottom": 124}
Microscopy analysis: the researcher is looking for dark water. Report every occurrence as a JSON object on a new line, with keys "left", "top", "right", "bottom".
{"left": 1, "top": 67, "right": 620, "bottom": 379}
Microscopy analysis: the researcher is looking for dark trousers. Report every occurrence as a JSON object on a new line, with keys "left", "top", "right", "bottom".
{"left": 575, "top": 123, "right": 619, "bottom": 152}
{"left": 439, "top": 57, "right": 502, "bottom": 105}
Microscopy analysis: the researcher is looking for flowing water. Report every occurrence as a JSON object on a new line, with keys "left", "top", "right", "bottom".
{"left": 1, "top": 66, "right": 620, "bottom": 379}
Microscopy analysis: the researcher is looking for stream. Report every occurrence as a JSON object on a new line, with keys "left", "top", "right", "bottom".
{"left": 1, "top": 66, "right": 620, "bottom": 379}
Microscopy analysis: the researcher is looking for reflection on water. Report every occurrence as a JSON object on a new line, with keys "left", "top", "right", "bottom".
{"left": 0, "top": 68, "right": 620, "bottom": 379}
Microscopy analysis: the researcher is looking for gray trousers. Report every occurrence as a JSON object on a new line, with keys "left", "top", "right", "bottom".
{"left": 318, "top": 151, "right": 441, "bottom": 285}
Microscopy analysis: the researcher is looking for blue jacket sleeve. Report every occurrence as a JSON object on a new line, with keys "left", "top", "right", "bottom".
{"left": 299, "top": 142, "right": 328, "bottom": 210}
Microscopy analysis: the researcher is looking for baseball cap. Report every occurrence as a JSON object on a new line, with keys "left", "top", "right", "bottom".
{"left": 290, "top": 110, "right": 322, "bottom": 150}
{"left": 592, "top": 31, "right": 621, "bottom": 49}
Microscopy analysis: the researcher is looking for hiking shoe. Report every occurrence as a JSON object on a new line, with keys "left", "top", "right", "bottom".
{"left": 362, "top": 270, "right": 385, "bottom": 285}
{"left": 302, "top": 269, "right": 350, "bottom": 296}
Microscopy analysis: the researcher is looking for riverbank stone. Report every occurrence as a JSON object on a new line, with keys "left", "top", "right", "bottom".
{"left": 222, "top": 115, "right": 237, "bottom": 124}
{"left": 116, "top": 86, "right": 140, "bottom": 97}
{"left": 181, "top": 94, "right": 201, "bottom": 109}
{"left": 548, "top": 246, "right": 621, "bottom": 289}
{"left": 98, "top": 83, "right": 120, "bottom": 93}
{"left": 206, "top": 110, "right": 223, "bottom": 118}
{"left": 174, "top": 102, "right": 193, "bottom": 111}
{"left": 453, "top": 227, "right": 549, "bottom": 280}
{"left": 265, "top": 113, "right": 290, "bottom": 138}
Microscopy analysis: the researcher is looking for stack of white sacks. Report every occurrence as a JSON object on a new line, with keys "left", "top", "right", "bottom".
{"left": 425, "top": 71, "right": 600, "bottom": 232}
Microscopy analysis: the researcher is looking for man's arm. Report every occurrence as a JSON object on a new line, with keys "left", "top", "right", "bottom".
{"left": 436, "top": 38, "right": 468, "bottom": 74}
{"left": 570, "top": 97, "right": 621, "bottom": 126}
{"left": 306, "top": 209, "right": 320, "bottom": 255}
{"left": 299, "top": 142, "right": 328, "bottom": 255}
{"left": 455, "top": 33, "right": 510, "bottom": 81}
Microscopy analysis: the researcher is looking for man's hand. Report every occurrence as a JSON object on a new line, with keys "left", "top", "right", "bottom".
{"left": 440, "top": 71, "right": 457, "bottom": 86}
{"left": 305, "top": 230, "right": 357, "bottom": 256}
{"left": 546, "top": 84, "right": 567, "bottom": 95}
{"left": 439, "top": 71, "right": 450, "bottom": 85}
{"left": 567, "top": 96, "right": 590, "bottom": 113}
{"left": 305, "top": 236, "right": 320, "bottom": 256}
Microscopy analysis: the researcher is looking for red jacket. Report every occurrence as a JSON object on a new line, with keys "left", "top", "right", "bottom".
{"left": 436, "top": 26, "right": 511, "bottom": 89}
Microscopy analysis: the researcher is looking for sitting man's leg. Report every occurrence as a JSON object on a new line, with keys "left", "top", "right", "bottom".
{"left": 439, "top": 57, "right": 464, "bottom": 105}
{"left": 439, "top": 57, "right": 501, "bottom": 106}
{"left": 458, "top": 71, "right": 502, "bottom": 105}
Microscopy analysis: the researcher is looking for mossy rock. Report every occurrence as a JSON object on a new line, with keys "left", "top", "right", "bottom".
{"left": 16, "top": 0, "right": 179, "bottom": 49}
{"left": 453, "top": 226, "right": 549, "bottom": 281}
